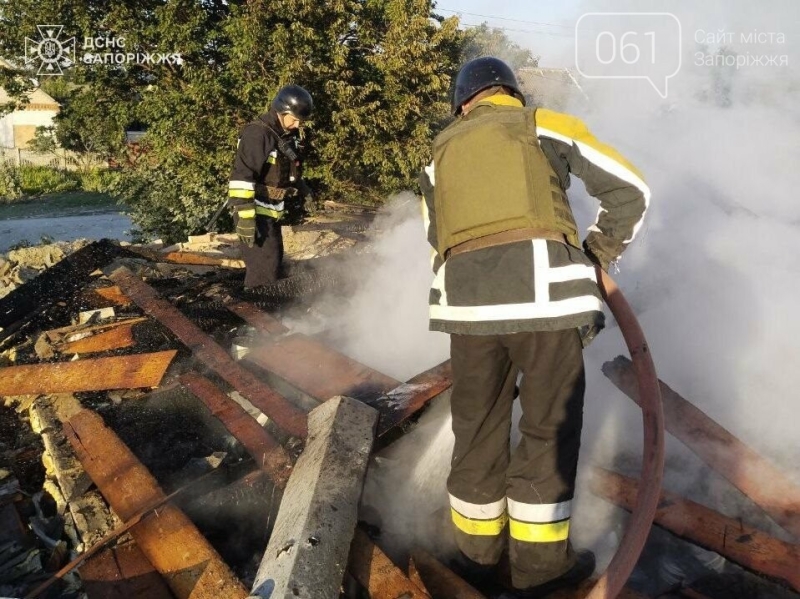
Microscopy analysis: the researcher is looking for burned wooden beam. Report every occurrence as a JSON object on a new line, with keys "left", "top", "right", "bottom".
{"left": 245, "top": 332, "right": 401, "bottom": 403}
{"left": 127, "top": 247, "right": 244, "bottom": 268}
{"left": 93, "top": 285, "right": 132, "bottom": 306}
{"left": 226, "top": 300, "right": 289, "bottom": 335}
{"left": 546, "top": 579, "right": 651, "bottom": 599}
{"left": 44, "top": 317, "right": 148, "bottom": 344}
{"left": 603, "top": 355, "right": 800, "bottom": 539}
{"left": 348, "top": 528, "right": 430, "bottom": 599}
{"left": 107, "top": 266, "right": 307, "bottom": 438}
{"left": 237, "top": 305, "right": 452, "bottom": 436}
{"left": 80, "top": 543, "right": 173, "bottom": 599}
{"left": 179, "top": 371, "right": 292, "bottom": 488}
{"left": 59, "top": 322, "right": 136, "bottom": 355}
{"left": 0, "top": 350, "right": 176, "bottom": 396}
{"left": 408, "top": 559, "right": 430, "bottom": 596}
{"left": 410, "top": 549, "right": 486, "bottom": 599}
{"left": 63, "top": 408, "right": 249, "bottom": 599}
{"left": 371, "top": 360, "right": 452, "bottom": 438}
{"left": 591, "top": 467, "right": 800, "bottom": 592}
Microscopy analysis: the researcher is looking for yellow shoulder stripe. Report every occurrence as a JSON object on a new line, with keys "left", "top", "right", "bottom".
{"left": 535, "top": 108, "right": 646, "bottom": 182}
{"left": 477, "top": 95, "right": 525, "bottom": 109}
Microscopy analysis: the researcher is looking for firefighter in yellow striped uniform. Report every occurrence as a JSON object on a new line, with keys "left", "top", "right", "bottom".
{"left": 419, "top": 57, "right": 649, "bottom": 596}
{"left": 228, "top": 85, "right": 314, "bottom": 288}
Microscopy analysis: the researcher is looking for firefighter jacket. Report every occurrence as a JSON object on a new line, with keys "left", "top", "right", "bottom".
{"left": 228, "top": 109, "right": 304, "bottom": 220}
{"left": 420, "top": 94, "right": 650, "bottom": 338}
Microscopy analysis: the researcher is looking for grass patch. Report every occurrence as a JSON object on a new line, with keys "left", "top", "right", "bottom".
{"left": 0, "top": 191, "right": 125, "bottom": 220}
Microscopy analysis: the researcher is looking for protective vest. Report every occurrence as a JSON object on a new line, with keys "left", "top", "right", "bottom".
{"left": 432, "top": 102, "right": 580, "bottom": 256}
{"left": 251, "top": 119, "right": 296, "bottom": 194}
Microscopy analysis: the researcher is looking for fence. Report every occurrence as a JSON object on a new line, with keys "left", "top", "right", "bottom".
{"left": 0, "top": 147, "right": 107, "bottom": 171}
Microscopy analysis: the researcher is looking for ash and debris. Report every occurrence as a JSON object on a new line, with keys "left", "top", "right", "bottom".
{"left": 0, "top": 213, "right": 368, "bottom": 597}
{"left": 1, "top": 208, "right": 798, "bottom": 599}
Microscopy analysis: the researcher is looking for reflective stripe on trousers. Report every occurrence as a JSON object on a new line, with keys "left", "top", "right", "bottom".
{"left": 449, "top": 494, "right": 571, "bottom": 542}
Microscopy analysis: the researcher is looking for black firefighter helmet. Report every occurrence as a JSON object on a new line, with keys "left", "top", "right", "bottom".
{"left": 271, "top": 84, "right": 314, "bottom": 121}
{"left": 452, "top": 56, "right": 526, "bottom": 115}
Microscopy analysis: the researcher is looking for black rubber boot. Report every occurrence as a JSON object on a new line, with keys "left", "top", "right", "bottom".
{"left": 495, "top": 550, "right": 596, "bottom": 598}
{"left": 448, "top": 551, "right": 499, "bottom": 590}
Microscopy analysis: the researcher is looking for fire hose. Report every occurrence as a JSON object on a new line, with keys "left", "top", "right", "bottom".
{"left": 586, "top": 267, "right": 665, "bottom": 599}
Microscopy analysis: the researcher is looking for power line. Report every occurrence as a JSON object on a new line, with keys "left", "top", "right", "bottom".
{"left": 460, "top": 21, "right": 575, "bottom": 38}
{"left": 436, "top": 6, "right": 575, "bottom": 30}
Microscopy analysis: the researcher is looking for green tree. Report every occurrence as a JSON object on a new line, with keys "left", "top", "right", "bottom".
{"left": 0, "top": 0, "right": 462, "bottom": 241}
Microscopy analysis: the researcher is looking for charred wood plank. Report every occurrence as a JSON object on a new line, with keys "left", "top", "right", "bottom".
{"left": 603, "top": 355, "right": 800, "bottom": 539}
{"left": 127, "top": 247, "right": 244, "bottom": 268}
{"left": 108, "top": 266, "right": 307, "bottom": 438}
{"left": 80, "top": 543, "right": 174, "bottom": 599}
{"left": 410, "top": 549, "right": 486, "bottom": 599}
{"left": 93, "top": 285, "right": 132, "bottom": 307}
{"left": 591, "top": 467, "right": 800, "bottom": 592}
{"left": 370, "top": 361, "right": 452, "bottom": 439}
{"left": 348, "top": 528, "right": 430, "bottom": 599}
{"left": 179, "top": 372, "right": 292, "bottom": 488}
{"left": 245, "top": 333, "right": 400, "bottom": 403}
{"left": 44, "top": 317, "right": 148, "bottom": 344}
{"left": 232, "top": 305, "right": 452, "bottom": 437}
{"left": 0, "top": 351, "right": 176, "bottom": 396}
{"left": 59, "top": 323, "right": 136, "bottom": 355}
{"left": 63, "top": 408, "right": 249, "bottom": 599}
{"left": 546, "top": 579, "right": 651, "bottom": 599}
{"left": 226, "top": 301, "right": 289, "bottom": 335}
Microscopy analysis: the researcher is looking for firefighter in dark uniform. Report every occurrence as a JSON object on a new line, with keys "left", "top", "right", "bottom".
{"left": 419, "top": 57, "right": 650, "bottom": 597}
{"left": 228, "top": 84, "right": 315, "bottom": 288}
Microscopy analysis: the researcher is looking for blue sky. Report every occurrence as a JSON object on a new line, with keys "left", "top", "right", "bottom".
{"left": 435, "top": 0, "right": 799, "bottom": 69}
{"left": 434, "top": 1, "right": 583, "bottom": 65}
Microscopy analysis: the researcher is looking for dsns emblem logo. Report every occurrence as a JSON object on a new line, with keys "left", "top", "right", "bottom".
{"left": 25, "top": 25, "right": 76, "bottom": 76}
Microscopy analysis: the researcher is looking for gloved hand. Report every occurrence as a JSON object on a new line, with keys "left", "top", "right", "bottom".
{"left": 297, "top": 180, "right": 316, "bottom": 216}
{"left": 236, "top": 214, "right": 256, "bottom": 248}
{"left": 276, "top": 137, "right": 300, "bottom": 162}
{"left": 303, "top": 192, "right": 317, "bottom": 216}
{"left": 582, "top": 240, "right": 608, "bottom": 272}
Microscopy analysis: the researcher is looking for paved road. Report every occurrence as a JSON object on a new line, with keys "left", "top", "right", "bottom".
{"left": 0, "top": 211, "right": 133, "bottom": 253}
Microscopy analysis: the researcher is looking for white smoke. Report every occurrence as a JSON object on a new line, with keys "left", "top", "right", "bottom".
{"left": 294, "top": 0, "right": 800, "bottom": 584}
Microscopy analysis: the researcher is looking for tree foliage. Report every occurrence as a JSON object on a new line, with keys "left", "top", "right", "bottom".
{"left": 0, "top": 1, "right": 530, "bottom": 241}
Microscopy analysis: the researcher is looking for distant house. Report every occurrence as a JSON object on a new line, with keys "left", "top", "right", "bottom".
{"left": 517, "top": 67, "right": 590, "bottom": 112}
{"left": 0, "top": 83, "right": 60, "bottom": 149}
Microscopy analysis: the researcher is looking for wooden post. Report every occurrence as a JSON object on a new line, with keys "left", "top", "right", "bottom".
{"left": 603, "top": 355, "right": 800, "bottom": 539}
{"left": 591, "top": 467, "right": 800, "bottom": 592}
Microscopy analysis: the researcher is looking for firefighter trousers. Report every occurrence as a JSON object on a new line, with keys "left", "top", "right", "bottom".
{"left": 447, "top": 329, "right": 585, "bottom": 589}
{"left": 235, "top": 214, "right": 284, "bottom": 288}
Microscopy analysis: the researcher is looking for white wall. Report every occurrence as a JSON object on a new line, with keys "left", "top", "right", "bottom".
{"left": 9, "top": 108, "right": 58, "bottom": 127}
{"left": 0, "top": 114, "right": 13, "bottom": 148}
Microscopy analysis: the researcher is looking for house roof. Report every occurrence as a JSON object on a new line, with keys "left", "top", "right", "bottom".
{"left": 0, "top": 58, "right": 61, "bottom": 110}
{"left": 0, "top": 86, "right": 60, "bottom": 110}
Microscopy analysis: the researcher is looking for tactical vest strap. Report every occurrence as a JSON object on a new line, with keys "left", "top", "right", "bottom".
{"left": 447, "top": 227, "right": 566, "bottom": 259}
